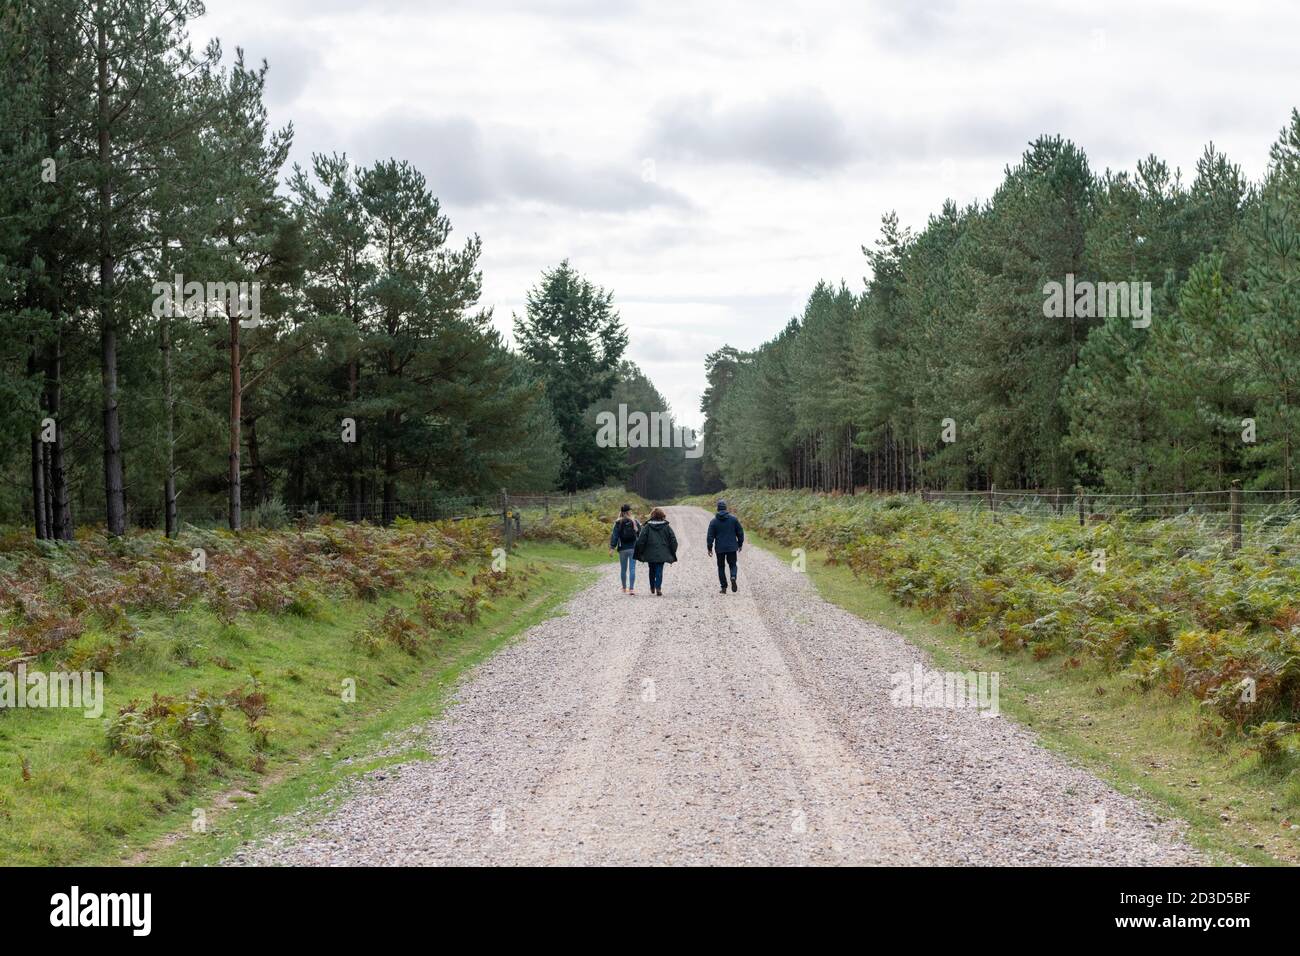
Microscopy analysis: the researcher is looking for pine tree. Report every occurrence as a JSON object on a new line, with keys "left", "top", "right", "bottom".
{"left": 1240, "top": 111, "right": 1300, "bottom": 491}
{"left": 513, "top": 261, "right": 628, "bottom": 491}
{"left": 83, "top": 0, "right": 223, "bottom": 533}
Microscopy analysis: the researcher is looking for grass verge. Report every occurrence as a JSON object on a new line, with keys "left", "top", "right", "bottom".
{"left": 0, "top": 542, "right": 598, "bottom": 867}
{"left": 748, "top": 530, "right": 1299, "bottom": 867}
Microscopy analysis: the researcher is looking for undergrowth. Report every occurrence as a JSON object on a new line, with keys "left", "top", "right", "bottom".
{"left": 691, "top": 489, "right": 1300, "bottom": 758}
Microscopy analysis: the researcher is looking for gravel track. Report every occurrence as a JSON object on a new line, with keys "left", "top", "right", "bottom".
{"left": 229, "top": 505, "right": 1201, "bottom": 866}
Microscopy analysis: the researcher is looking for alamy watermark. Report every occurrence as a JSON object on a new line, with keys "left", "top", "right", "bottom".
{"left": 151, "top": 274, "right": 261, "bottom": 327}
{"left": 595, "top": 404, "right": 702, "bottom": 459}
{"left": 1042, "top": 274, "right": 1151, "bottom": 328}
{"left": 1, "top": 664, "right": 104, "bottom": 718}
{"left": 890, "top": 663, "right": 1000, "bottom": 717}
{"left": 49, "top": 886, "right": 151, "bottom": 937}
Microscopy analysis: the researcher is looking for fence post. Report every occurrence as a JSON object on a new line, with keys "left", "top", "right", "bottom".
{"left": 543, "top": 494, "right": 549, "bottom": 516}
{"left": 501, "top": 488, "right": 511, "bottom": 551}
{"left": 988, "top": 483, "right": 998, "bottom": 523}
{"left": 1230, "top": 480, "right": 1242, "bottom": 551}
{"left": 1076, "top": 485, "right": 1085, "bottom": 527}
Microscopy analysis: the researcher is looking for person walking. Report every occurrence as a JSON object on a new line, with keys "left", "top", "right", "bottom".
{"left": 706, "top": 499, "right": 745, "bottom": 594}
{"left": 609, "top": 503, "right": 641, "bottom": 594}
{"left": 633, "top": 507, "right": 678, "bottom": 596}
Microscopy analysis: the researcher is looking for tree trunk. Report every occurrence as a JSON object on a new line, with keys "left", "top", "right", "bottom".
{"left": 348, "top": 357, "right": 361, "bottom": 521}
{"left": 30, "top": 434, "right": 47, "bottom": 540}
{"left": 96, "top": 8, "right": 126, "bottom": 536}
{"left": 247, "top": 415, "right": 266, "bottom": 507}
{"left": 161, "top": 304, "right": 177, "bottom": 537}
{"left": 292, "top": 453, "right": 305, "bottom": 511}
{"left": 27, "top": 345, "right": 47, "bottom": 539}
{"left": 40, "top": 16, "right": 72, "bottom": 542}
{"left": 48, "top": 336, "right": 71, "bottom": 539}
{"left": 228, "top": 315, "right": 242, "bottom": 531}
{"left": 1286, "top": 389, "right": 1294, "bottom": 495}
{"left": 382, "top": 419, "right": 398, "bottom": 524}
{"left": 42, "top": 439, "right": 54, "bottom": 535}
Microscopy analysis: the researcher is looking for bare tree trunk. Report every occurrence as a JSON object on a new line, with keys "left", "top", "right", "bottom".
{"left": 31, "top": 434, "right": 47, "bottom": 540}
{"left": 1286, "top": 390, "right": 1294, "bottom": 495}
{"left": 902, "top": 436, "right": 909, "bottom": 493}
{"left": 383, "top": 430, "right": 397, "bottom": 524}
{"left": 161, "top": 304, "right": 177, "bottom": 537}
{"left": 888, "top": 432, "right": 895, "bottom": 491}
{"left": 97, "top": 8, "right": 126, "bottom": 536}
{"left": 915, "top": 426, "right": 923, "bottom": 493}
{"left": 247, "top": 416, "right": 266, "bottom": 507}
{"left": 40, "top": 17, "right": 72, "bottom": 542}
{"left": 42, "top": 439, "right": 54, "bottom": 534}
{"left": 850, "top": 427, "right": 856, "bottom": 493}
{"left": 293, "top": 453, "right": 305, "bottom": 510}
{"left": 48, "top": 337, "right": 71, "bottom": 539}
{"left": 382, "top": 336, "right": 400, "bottom": 524}
{"left": 228, "top": 315, "right": 242, "bottom": 531}
{"left": 348, "top": 357, "right": 361, "bottom": 521}
{"left": 27, "top": 345, "right": 47, "bottom": 540}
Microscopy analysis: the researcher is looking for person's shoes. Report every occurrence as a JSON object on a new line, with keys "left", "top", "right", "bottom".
{"left": 731, "top": 579, "right": 738, "bottom": 592}
{"left": 628, "top": 589, "right": 635, "bottom": 596}
{"left": 621, "top": 587, "right": 627, "bottom": 594}
{"left": 720, "top": 585, "right": 728, "bottom": 594}
{"left": 656, "top": 588, "right": 663, "bottom": 596}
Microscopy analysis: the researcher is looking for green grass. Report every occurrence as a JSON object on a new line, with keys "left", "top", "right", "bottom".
{"left": 510, "top": 539, "right": 611, "bottom": 568}
{"left": 747, "top": 530, "right": 1300, "bottom": 867}
{"left": 0, "top": 542, "right": 597, "bottom": 867}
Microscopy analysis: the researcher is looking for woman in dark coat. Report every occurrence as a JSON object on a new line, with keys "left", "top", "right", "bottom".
{"left": 633, "top": 507, "right": 678, "bottom": 596}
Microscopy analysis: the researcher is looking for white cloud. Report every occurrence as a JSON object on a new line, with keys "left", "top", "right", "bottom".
{"left": 647, "top": 89, "right": 856, "bottom": 174}
{"left": 349, "top": 114, "right": 689, "bottom": 211}
{"left": 196, "top": 0, "right": 1300, "bottom": 430}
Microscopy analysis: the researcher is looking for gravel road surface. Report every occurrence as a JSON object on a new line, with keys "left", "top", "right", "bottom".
{"left": 229, "top": 505, "right": 1200, "bottom": 866}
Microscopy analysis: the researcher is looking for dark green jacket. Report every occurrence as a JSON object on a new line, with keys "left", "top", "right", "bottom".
{"left": 633, "top": 519, "right": 678, "bottom": 564}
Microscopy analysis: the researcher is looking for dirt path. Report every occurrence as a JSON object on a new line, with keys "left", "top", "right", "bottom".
{"left": 229, "top": 506, "right": 1200, "bottom": 866}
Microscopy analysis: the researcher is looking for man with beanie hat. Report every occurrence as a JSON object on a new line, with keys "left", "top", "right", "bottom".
{"left": 706, "top": 499, "right": 745, "bottom": 594}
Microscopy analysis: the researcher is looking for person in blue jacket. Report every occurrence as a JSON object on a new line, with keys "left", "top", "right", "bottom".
{"left": 706, "top": 499, "right": 745, "bottom": 594}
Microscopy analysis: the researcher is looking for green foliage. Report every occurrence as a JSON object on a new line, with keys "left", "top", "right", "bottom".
{"left": 0, "top": 516, "right": 587, "bottom": 865}
{"left": 514, "top": 260, "right": 629, "bottom": 492}
{"left": 247, "top": 497, "right": 289, "bottom": 531}
{"left": 0, "top": 516, "right": 503, "bottom": 669}
{"left": 1250, "top": 721, "right": 1300, "bottom": 765}
{"left": 706, "top": 489, "right": 1300, "bottom": 743}
{"left": 521, "top": 512, "right": 610, "bottom": 548}
{"left": 358, "top": 608, "right": 428, "bottom": 657}
{"left": 107, "top": 690, "right": 230, "bottom": 773}
{"left": 700, "top": 117, "right": 1300, "bottom": 499}
{"left": 589, "top": 362, "right": 689, "bottom": 500}
{"left": 518, "top": 488, "right": 650, "bottom": 548}
{"left": 0, "top": 6, "right": 647, "bottom": 537}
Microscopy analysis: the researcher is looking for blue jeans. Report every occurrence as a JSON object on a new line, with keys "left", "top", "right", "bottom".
{"left": 648, "top": 562, "right": 665, "bottom": 591}
{"left": 618, "top": 549, "right": 636, "bottom": 589}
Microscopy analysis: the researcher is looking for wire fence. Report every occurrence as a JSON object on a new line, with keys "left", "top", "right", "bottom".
{"left": 920, "top": 486, "right": 1300, "bottom": 553}
{"left": 503, "top": 490, "right": 608, "bottom": 514}
{"left": 119, "top": 488, "right": 613, "bottom": 533}
{"left": 123, "top": 497, "right": 499, "bottom": 530}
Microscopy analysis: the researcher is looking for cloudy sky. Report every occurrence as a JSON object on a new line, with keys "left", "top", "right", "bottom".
{"left": 198, "top": 0, "right": 1299, "bottom": 430}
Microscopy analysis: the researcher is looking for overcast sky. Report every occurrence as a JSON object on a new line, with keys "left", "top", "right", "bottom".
{"left": 198, "top": 0, "right": 1299, "bottom": 430}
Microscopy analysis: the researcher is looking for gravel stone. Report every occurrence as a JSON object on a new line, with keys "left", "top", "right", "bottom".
{"left": 229, "top": 506, "right": 1201, "bottom": 866}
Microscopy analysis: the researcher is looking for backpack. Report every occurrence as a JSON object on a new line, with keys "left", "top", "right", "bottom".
{"left": 617, "top": 517, "right": 637, "bottom": 545}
